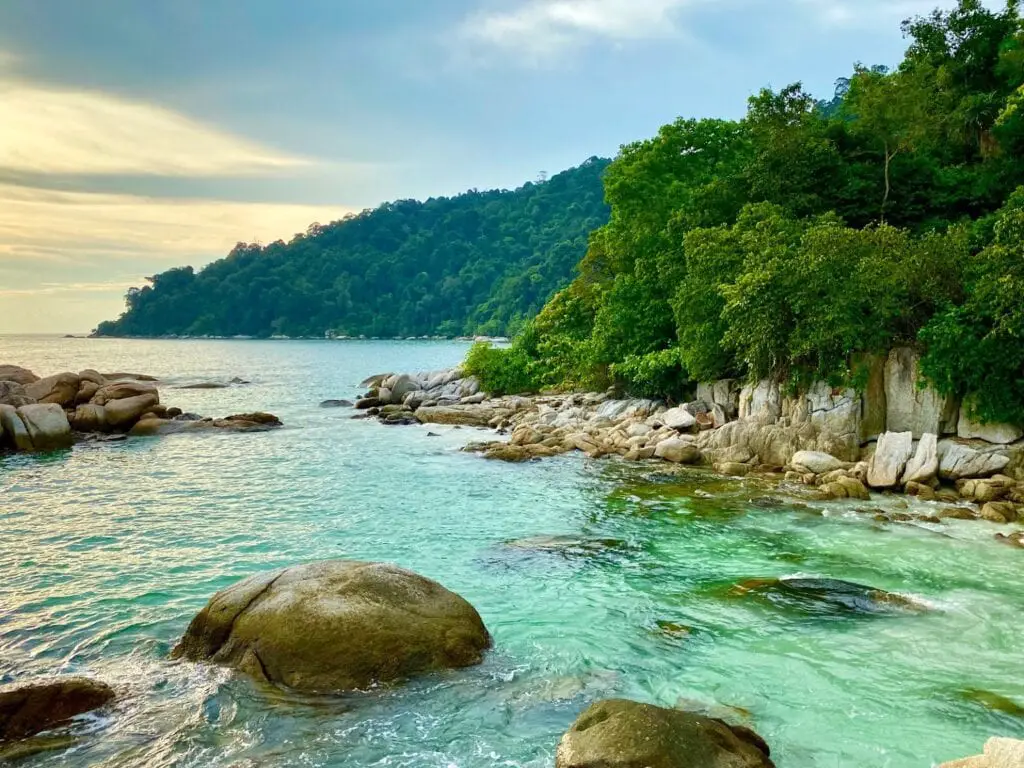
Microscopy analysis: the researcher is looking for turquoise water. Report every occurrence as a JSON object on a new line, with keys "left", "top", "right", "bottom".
{"left": 1, "top": 336, "right": 1022, "bottom": 767}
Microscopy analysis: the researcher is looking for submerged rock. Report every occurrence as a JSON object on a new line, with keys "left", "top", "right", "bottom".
{"left": 0, "top": 677, "right": 114, "bottom": 742}
{"left": 728, "top": 577, "right": 927, "bottom": 617}
{"left": 319, "top": 399, "right": 354, "bottom": 408}
{"left": 172, "top": 560, "right": 491, "bottom": 692}
{"left": 959, "top": 689, "right": 1024, "bottom": 718}
{"left": 555, "top": 699, "right": 774, "bottom": 768}
{"left": 503, "top": 535, "right": 627, "bottom": 558}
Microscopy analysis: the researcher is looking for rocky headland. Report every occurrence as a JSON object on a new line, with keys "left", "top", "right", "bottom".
{"left": 0, "top": 364, "right": 281, "bottom": 454}
{"left": 353, "top": 347, "right": 1024, "bottom": 542}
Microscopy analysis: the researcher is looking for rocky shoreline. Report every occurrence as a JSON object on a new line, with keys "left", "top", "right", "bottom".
{"left": 0, "top": 364, "right": 281, "bottom": 454}
{"left": 352, "top": 348, "right": 1024, "bottom": 548}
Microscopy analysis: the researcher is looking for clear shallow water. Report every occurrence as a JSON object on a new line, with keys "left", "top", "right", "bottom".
{"left": 1, "top": 336, "right": 1022, "bottom": 768}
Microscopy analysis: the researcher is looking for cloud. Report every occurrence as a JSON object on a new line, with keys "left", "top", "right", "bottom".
{"left": 461, "top": 0, "right": 695, "bottom": 61}
{"left": 0, "top": 77, "right": 312, "bottom": 177}
{"left": 0, "top": 182, "right": 351, "bottom": 265}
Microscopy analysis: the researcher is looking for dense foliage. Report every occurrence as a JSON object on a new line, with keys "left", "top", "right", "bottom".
{"left": 477, "top": 0, "right": 1024, "bottom": 424}
{"left": 95, "top": 159, "right": 610, "bottom": 339}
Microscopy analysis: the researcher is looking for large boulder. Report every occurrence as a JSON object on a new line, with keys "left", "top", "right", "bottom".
{"left": 0, "top": 381, "right": 35, "bottom": 408}
{"left": 90, "top": 381, "right": 158, "bottom": 406}
{"left": 70, "top": 404, "right": 108, "bottom": 433}
{"left": 697, "top": 419, "right": 857, "bottom": 467}
{"left": 555, "top": 699, "right": 775, "bottom": 768}
{"left": 884, "top": 347, "right": 958, "bottom": 438}
{"left": 24, "top": 372, "right": 80, "bottom": 408}
{"left": 790, "top": 450, "right": 845, "bottom": 475}
{"left": 416, "top": 405, "right": 505, "bottom": 427}
{"left": 901, "top": 433, "right": 939, "bottom": 485}
{"left": 389, "top": 374, "right": 420, "bottom": 402}
{"left": 0, "top": 365, "right": 39, "bottom": 385}
{"left": 0, "top": 405, "right": 33, "bottom": 451}
{"left": 171, "top": 560, "right": 491, "bottom": 692}
{"left": 660, "top": 407, "right": 697, "bottom": 431}
{"left": 654, "top": 438, "right": 701, "bottom": 464}
{"left": 791, "top": 382, "right": 861, "bottom": 458}
{"left": 0, "top": 676, "right": 114, "bottom": 742}
{"left": 17, "top": 404, "right": 73, "bottom": 451}
{"left": 104, "top": 393, "right": 159, "bottom": 430}
{"left": 957, "top": 402, "right": 1023, "bottom": 445}
{"left": 940, "top": 737, "right": 1024, "bottom": 768}
{"left": 938, "top": 441, "right": 1011, "bottom": 480}
{"left": 867, "top": 432, "right": 914, "bottom": 489}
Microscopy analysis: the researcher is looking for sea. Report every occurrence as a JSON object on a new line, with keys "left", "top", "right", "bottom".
{"left": 1, "top": 335, "right": 1022, "bottom": 767}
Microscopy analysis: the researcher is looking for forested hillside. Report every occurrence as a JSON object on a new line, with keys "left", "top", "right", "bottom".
{"left": 94, "top": 158, "right": 610, "bottom": 339}
{"left": 467, "top": 0, "right": 1024, "bottom": 425}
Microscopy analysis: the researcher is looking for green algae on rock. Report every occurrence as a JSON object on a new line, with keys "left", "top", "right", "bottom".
{"left": 172, "top": 560, "right": 491, "bottom": 693}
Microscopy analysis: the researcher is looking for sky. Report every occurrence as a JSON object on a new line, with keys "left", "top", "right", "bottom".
{"left": 0, "top": 0, "right": 984, "bottom": 333}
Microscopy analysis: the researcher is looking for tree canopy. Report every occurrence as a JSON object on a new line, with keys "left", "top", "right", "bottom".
{"left": 467, "top": 0, "right": 1024, "bottom": 424}
{"left": 95, "top": 159, "right": 610, "bottom": 339}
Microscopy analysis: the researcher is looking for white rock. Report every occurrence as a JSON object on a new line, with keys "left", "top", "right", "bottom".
{"left": 901, "top": 433, "right": 938, "bottom": 485}
{"left": 660, "top": 407, "right": 696, "bottom": 431}
{"left": 738, "top": 380, "right": 781, "bottom": 424}
{"left": 956, "top": 402, "right": 1023, "bottom": 445}
{"left": 938, "top": 440, "right": 1011, "bottom": 480}
{"left": 884, "top": 347, "right": 959, "bottom": 438}
{"left": 626, "top": 423, "right": 652, "bottom": 438}
{"left": 939, "top": 737, "right": 1024, "bottom": 768}
{"left": 867, "top": 431, "right": 914, "bottom": 488}
{"left": 790, "top": 450, "right": 845, "bottom": 474}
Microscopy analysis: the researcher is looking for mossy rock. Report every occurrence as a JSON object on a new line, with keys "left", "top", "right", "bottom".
{"left": 172, "top": 560, "right": 491, "bottom": 692}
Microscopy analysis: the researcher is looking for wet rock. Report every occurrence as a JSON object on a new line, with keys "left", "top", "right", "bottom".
{"left": 0, "top": 677, "right": 114, "bottom": 742}
{"left": 939, "top": 507, "right": 978, "bottom": 521}
{"left": 100, "top": 372, "right": 158, "bottom": 382}
{"left": 504, "top": 535, "right": 627, "bottom": 558}
{"left": 177, "top": 382, "right": 228, "bottom": 390}
{"left": 979, "top": 502, "right": 1018, "bottom": 524}
{"left": 905, "top": 481, "right": 937, "bottom": 500}
{"left": 957, "top": 477, "right": 1016, "bottom": 504}
{"left": 483, "top": 445, "right": 532, "bottom": 462}
{"left": 716, "top": 462, "right": 752, "bottom": 477}
{"left": 959, "top": 689, "right": 1024, "bottom": 718}
{"left": 17, "top": 404, "right": 73, "bottom": 451}
{"left": 355, "top": 397, "right": 381, "bottom": 410}
{"left": 0, "top": 365, "right": 39, "bottom": 386}
{"left": 555, "top": 699, "right": 774, "bottom": 768}
{"left": 319, "top": 399, "right": 354, "bottom": 408}
{"left": 172, "top": 560, "right": 491, "bottom": 692}
{"left": 995, "top": 532, "right": 1024, "bottom": 548}
{"left": 819, "top": 476, "right": 871, "bottom": 501}
{"left": 728, "top": 577, "right": 926, "bottom": 617}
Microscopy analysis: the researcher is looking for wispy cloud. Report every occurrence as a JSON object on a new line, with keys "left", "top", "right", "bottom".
{"left": 0, "top": 182, "right": 350, "bottom": 264}
{"left": 0, "top": 77, "right": 311, "bottom": 177}
{"left": 461, "top": 0, "right": 696, "bottom": 61}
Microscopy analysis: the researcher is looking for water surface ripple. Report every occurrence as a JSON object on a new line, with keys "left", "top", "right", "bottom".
{"left": 1, "top": 337, "right": 1022, "bottom": 767}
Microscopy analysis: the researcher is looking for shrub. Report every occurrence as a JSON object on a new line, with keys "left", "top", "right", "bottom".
{"left": 463, "top": 342, "right": 541, "bottom": 396}
{"left": 610, "top": 347, "right": 691, "bottom": 401}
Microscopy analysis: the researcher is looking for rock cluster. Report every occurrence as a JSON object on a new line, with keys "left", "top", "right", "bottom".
{"left": 940, "top": 738, "right": 1024, "bottom": 768}
{"left": 0, "top": 364, "right": 281, "bottom": 454}
{"left": 361, "top": 350, "right": 1024, "bottom": 532}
